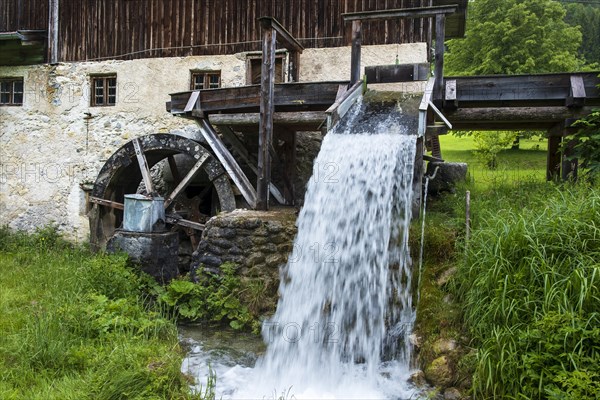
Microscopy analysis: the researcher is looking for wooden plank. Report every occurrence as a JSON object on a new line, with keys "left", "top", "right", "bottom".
{"left": 279, "top": 128, "right": 297, "bottom": 205}
{"left": 89, "top": 196, "right": 124, "bottom": 210}
{"left": 169, "top": 82, "right": 345, "bottom": 116}
{"left": 257, "top": 26, "right": 277, "bottom": 210}
{"left": 219, "top": 126, "right": 286, "bottom": 204}
{"left": 350, "top": 20, "right": 362, "bottom": 84}
{"left": 209, "top": 111, "right": 327, "bottom": 126}
{"left": 164, "top": 153, "right": 210, "bottom": 208}
{"left": 567, "top": 75, "right": 586, "bottom": 107}
{"left": 342, "top": 5, "right": 458, "bottom": 22}
{"left": 197, "top": 119, "right": 257, "bottom": 208}
{"left": 433, "top": 13, "right": 445, "bottom": 104}
{"left": 132, "top": 138, "right": 155, "bottom": 195}
{"left": 326, "top": 80, "right": 363, "bottom": 130}
{"left": 184, "top": 91, "right": 200, "bottom": 112}
{"left": 165, "top": 215, "right": 205, "bottom": 231}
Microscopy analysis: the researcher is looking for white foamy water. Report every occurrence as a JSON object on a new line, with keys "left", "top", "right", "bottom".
{"left": 184, "top": 103, "right": 420, "bottom": 399}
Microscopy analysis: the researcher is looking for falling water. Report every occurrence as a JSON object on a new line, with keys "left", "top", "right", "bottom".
{"left": 224, "top": 100, "right": 421, "bottom": 399}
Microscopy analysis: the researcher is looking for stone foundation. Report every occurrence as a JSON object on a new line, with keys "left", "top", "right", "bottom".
{"left": 191, "top": 208, "right": 297, "bottom": 282}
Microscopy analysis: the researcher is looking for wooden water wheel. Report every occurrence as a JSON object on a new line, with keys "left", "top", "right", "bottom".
{"left": 88, "top": 133, "right": 236, "bottom": 252}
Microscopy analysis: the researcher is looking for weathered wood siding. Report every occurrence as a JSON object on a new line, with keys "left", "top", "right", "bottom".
{"left": 1, "top": 0, "right": 434, "bottom": 62}
{"left": 0, "top": 0, "right": 48, "bottom": 31}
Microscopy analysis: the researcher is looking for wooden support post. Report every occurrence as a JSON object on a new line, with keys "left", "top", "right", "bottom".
{"left": 257, "top": 23, "right": 277, "bottom": 210}
{"left": 433, "top": 13, "right": 446, "bottom": 105}
{"left": 546, "top": 134, "right": 562, "bottom": 181}
{"left": 279, "top": 129, "right": 297, "bottom": 205}
{"left": 47, "top": 0, "right": 59, "bottom": 64}
{"left": 289, "top": 51, "right": 301, "bottom": 83}
{"left": 350, "top": 20, "right": 362, "bottom": 85}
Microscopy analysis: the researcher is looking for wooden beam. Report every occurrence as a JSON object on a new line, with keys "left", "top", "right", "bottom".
{"left": 279, "top": 129, "right": 297, "bottom": 205}
{"left": 446, "top": 106, "right": 594, "bottom": 125}
{"left": 218, "top": 126, "right": 286, "bottom": 204}
{"left": 257, "top": 25, "right": 277, "bottom": 210}
{"left": 342, "top": 5, "right": 459, "bottom": 22}
{"left": 197, "top": 119, "right": 257, "bottom": 208}
{"left": 132, "top": 138, "right": 155, "bottom": 195}
{"left": 167, "top": 156, "right": 182, "bottom": 183}
{"left": 433, "top": 13, "right": 446, "bottom": 104}
{"left": 258, "top": 17, "right": 304, "bottom": 53}
{"left": 350, "top": 20, "right": 362, "bottom": 85}
{"left": 289, "top": 51, "right": 301, "bottom": 83}
{"left": 209, "top": 111, "right": 326, "bottom": 126}
{"left": 47, "top": 0, "right": 59, "bottom": 64}
{"left": 164, "top": 153, "right": 210, "bottom": 208}
{"left": 89, "top": 196, "right": 124, "bottom": 210}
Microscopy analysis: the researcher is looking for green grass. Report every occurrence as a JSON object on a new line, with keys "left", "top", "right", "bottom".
{"left": 0, "top": 227, "right": 203, "bottom": 400}
{"left": 449, "top": 184, "right": 600, "bottom": 399}
{"left": 439, "top": 134, "right": 548, "bottom": 188}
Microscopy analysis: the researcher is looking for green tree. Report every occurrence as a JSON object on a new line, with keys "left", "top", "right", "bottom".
{"left": 564, "top": 3, "right": 600, "bottom": 65}
{"left": 446, "top": 0, "right": 584, "bottom": 76}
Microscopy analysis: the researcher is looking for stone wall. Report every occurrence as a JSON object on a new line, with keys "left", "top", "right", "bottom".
{"left": 191, "top": 209, "right": 297, "bottom": 292}
{"left": 0, "top": 43, "right": 427, "bottom": 240}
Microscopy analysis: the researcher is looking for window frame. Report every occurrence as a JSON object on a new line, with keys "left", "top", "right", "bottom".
{"left": 90, "top": 74, "right": 117, "bottom": 107}
{"left": 190, "top": 70, "right": 221, "bottom": 90}
{"left": 245, "top": 53, "right": 287, "bottom": 85}
{"left": 0, "top": 78, "right": 24, "bottom": 106}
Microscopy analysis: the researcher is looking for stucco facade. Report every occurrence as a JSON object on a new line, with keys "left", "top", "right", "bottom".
{"left": 0, "top": 43, "right": 427, "bottom": 241}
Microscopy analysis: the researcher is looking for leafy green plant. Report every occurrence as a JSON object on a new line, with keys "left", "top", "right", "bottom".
{"left": 565, "top": 108, "right": 600, "bottom": 178}
{"left": 154, "top": 263, "right": 256, "bottom": 331}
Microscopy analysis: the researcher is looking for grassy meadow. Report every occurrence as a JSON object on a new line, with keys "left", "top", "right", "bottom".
{"left": 0, "top": 228, "right": 202, "bottom": 400}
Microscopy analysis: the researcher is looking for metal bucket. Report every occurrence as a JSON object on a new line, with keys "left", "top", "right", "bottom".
{"left": 123, "top": 194, "right": 165, "bottom": 232}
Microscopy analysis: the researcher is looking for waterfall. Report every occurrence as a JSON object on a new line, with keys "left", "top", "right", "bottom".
{"left": 235, "top": 101, "right": 420, "bottom": 399}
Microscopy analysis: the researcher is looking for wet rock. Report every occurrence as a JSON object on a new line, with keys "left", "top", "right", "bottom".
{"left": 409, "top": 333, "right": 422, "bottom": 348}
{"left": 433, "top": 338, "right": 458, "bottom": 355}
{"left": 409, "top": 370, "right": 427, "bottom": 387}
{"left": 426, "top": 162, "right": 468, "bottom": 194}
{"left": 443, "top": 387, "right": 462, "bottom": 400}
{"left": 425, "top": 356, "right": 453, "bottom": 387}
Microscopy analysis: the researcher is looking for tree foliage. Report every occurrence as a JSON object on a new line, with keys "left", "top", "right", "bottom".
{"left": 566, "top": 108, "right": 600, "bottom": 178}
{"left": 564, "top": 3, "right": 600, "bottom": 65}
{"left": 446, "top": 0, "right": 584, "bottom": 76}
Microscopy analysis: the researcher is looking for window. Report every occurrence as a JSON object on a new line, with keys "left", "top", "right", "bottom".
{"left": 0, "top": 78, "right": 24, "bottom": 106}
{"left": 91, "top": 75, "right": 117, "bottom": 106}
{"left": 246, "top": 55, "right": 286, "bottom": 85}
{"left": 190, "top": 71, "right": 221, "bottom": 90}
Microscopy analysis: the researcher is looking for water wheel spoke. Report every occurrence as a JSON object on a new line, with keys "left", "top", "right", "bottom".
{"left": 164, "top": 153, "right": 210, "bottom": 209}
{"left": 132, "top": 138, "right": 155, "bottom": 194}
{"left": 167, "top": 155, "right": 182, "bottom": 184}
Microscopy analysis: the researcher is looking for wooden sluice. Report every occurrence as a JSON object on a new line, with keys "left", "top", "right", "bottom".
{"left": 165, "top": 8, "right": 600, "bottom": 213}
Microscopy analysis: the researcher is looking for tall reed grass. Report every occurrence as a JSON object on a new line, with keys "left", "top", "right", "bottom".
{"left": 453, "top": 184, "right": 600, "bottom": 398}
